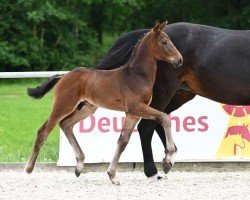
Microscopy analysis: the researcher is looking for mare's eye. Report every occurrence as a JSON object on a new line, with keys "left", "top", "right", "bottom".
{"left": 161, "top": 40, "right": 167, "bottom": 45}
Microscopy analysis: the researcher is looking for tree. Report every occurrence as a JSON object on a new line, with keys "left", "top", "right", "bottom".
{"left": 0, "top": 0, "right": 249, "bottom": 72}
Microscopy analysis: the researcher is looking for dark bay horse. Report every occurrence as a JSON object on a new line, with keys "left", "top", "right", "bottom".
{"left": 25, "top": 22, "right": 183, "bottom": 185}
{"left": 94, "top": 22, "right": 250, "bottom": 178}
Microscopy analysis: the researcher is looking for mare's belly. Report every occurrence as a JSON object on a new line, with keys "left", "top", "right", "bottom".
{"left": 186, "top": 78, "right": 250, "bottom": 105}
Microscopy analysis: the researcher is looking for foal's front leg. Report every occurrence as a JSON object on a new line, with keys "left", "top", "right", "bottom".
{"left": 130, "top": 104, "right": 177, "bottom": 173}
{"left": 107, "top": 115, "right": 139, "bottom": 185}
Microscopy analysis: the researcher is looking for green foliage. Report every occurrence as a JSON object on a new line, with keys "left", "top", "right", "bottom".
{"left": 0, "top": 0, "right": 250, "bottom": 72}
{"left": 0, "top": 0, "right": 96, "bottom": 71}
{"left": 0, "top": 79, "right": 59, "bottom": 162}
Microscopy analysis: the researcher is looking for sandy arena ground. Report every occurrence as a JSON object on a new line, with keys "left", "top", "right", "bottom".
{"left": 0, "top": 170, "right": 249, "bottom": 200}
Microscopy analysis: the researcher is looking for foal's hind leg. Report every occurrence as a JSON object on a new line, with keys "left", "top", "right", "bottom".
{"left": 107, "top": 115, "right": 139, "bottom": 185}
{"left": 25, "top": 120, "right": 50, "bottom": 173}
{"left": 59, "top": 102, "right": 97, "bottom": 177}
{"left": 25, "top": 98, "right": 79, "bottom": 173}
{"left": 25, "top": 113, "right": 68, "bottom": 173}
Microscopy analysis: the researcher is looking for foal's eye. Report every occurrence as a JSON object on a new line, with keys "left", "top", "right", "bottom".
{"left": 161, "top": 40, "right": 167, "bottom": 45}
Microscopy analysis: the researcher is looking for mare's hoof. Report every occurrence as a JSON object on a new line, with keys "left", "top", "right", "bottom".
{"left": 151, "top": 172, "right": 163, "bottom": 180}
{"left": 156, "top": 174, "right": 163, "bottom": 180}
{"left": 147, "top": 172, "right": 164, "bottom": 183}
{"left": 162, "top": 159, "right": 172, "bottom": 174}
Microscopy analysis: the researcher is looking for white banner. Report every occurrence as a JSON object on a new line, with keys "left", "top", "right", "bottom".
{"left": 58, "top": 96, "right": 250, "bottom": 166}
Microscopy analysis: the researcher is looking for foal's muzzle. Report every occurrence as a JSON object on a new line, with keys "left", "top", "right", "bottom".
{"left": 172, "top": 57, "right": 183, "bottom": 68}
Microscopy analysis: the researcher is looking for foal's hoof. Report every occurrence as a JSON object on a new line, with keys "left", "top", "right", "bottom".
{"left": 25, "top": 165, "right": 34, "bottom": 174}
{"left": 162, "top": 159, "right": 172, "bottom": 174}
{"left": 75, "top": 162, "right": 84, "bottom": 177}
{"left": 110, "top": 177, "right": 120, "bottom": 186}
{"left": 107, "top": 171, "right": 120, "bottom": 186}
{"left": 75, "top": 168, "right": 82, "bottom": 177}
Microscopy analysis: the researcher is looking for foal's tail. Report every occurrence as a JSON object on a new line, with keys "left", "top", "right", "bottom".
{"left": 27, "top": 74, "right": 63, "bottom": 99}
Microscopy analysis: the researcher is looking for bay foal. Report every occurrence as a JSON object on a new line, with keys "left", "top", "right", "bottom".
{"left": 25, "top": 22, "right": 183, "bottom": 184}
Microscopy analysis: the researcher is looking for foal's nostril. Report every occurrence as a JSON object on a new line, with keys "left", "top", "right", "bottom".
{"left": 178, "top": 57, "right": 183, "bottom": 67}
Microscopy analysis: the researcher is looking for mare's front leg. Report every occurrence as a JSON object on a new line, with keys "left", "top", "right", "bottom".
{"left": 137, "top": 63, "right": 180, "bottom": 178}
{"left": 131, "top": 104, "right": 177, "bottom": 174}
{"left": 140, "top": 90, "right": 195, "bottom": 177}
{"left": 155, "top": 90, "right": 196, "bottom": 173}
{"left": 107, "top": 115, "right": 139, "bottom": 185}
{"left": 137, "top": 99, "right": 171, "bottom": 178}
{"left": 156, "top": 90, "right": 196, "bottom": 146}
{"left": 138, "top": 119, "right": 160, "bottom": 178}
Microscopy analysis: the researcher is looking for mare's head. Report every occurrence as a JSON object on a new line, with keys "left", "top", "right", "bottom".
{"left": 147, "top": 21, "right": 183, "bottom": 67}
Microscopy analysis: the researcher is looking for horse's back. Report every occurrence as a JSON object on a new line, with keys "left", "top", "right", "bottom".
{"left": 167, "top": 22, "right": 250, "bottom": 54}
{"left": 92, "top": 22, "right": 250, "bottom": 104}
{"left": 173, "top": 23, "right": 250, "bottom": 104}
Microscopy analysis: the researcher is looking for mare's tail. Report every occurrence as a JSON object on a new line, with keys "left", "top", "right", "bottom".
{"left": 27, "top": 74, "right": 63, "bottom": 99}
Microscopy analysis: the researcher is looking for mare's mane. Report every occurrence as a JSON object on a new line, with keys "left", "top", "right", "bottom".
{"left": 124, "top": 31, "right": 148, "bottom": 67}
{"left": 95, "top": 29, "right": 149, "bottom": 70}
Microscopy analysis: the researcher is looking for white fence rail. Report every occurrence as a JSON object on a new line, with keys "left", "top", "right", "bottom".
{"left": 0, "top": 71, "right": 68, "bottom": 78}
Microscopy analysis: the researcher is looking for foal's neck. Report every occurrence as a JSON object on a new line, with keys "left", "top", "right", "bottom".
{"left": 129, "top": 39, "right": 157, "bottom": 85}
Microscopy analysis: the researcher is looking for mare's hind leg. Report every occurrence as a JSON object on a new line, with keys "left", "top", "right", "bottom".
{"left": 107, "top": 114, "right": 139, "bottom": 185}
{"left": 25, "top": 97, "right": 79, "bottom": 174}
{"left": 59, "top": 102, "right": 97, "bottom": 177}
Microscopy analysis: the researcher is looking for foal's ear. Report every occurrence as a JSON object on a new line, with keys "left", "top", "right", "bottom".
{"left": 152, "top": 21, "right": 160, "bottom": 32}
{"left": 159, "top": 21, "right": 168, "bottom": 30}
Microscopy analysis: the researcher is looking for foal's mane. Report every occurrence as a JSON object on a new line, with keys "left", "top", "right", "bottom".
{"left": 95, "top": 29, "right": 149, "bottom": 70}
{"left": 124, "top": 31, "right": 148, "bottom": 67}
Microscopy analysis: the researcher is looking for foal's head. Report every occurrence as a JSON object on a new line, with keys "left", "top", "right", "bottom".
{"left": 147, "top": 21, "right": 183, "bottom": 67}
